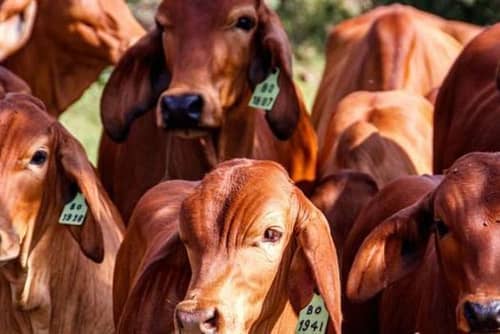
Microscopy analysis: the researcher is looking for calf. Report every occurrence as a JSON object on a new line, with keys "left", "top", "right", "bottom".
{"left": 113, "top": 159, "right": 340, "bottom": 333}
{"left": 347, "top": 152, "right": 500, "bottom": 333}
{"left": 312, "top": 4, "right": 481, "bottom": 150}
{"left": 98, "top": 0, "right": 317, "bottom": 222}
{"left": 0, "top": 93, "right": 123, "bottom": 333}
{"left": 3, "top": 0, "right": 145, "bottom": 115}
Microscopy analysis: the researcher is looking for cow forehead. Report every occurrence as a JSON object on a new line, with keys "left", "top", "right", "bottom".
{"left": 0, "top": 105, "right": 52, "bottom": 150}
{"left": 436, "top": 154, "right": 500, "bottom": 223}
{"left": 180, "top": 161, "right": 293, "bottom": 243}
{"left": 158, "top": 0, "right": 258, "bottom": 21}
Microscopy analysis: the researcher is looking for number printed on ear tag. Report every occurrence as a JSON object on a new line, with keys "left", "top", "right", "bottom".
{"left": 249, "top": 68, "right": 280, "bottom": 111}
{"left": 59, "top": 193, "right": 88, "bottom": 226}
{"left": 295, "top": 293, "right": 329, "bottom": 334}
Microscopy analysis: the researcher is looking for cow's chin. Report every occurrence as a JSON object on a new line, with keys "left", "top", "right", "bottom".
{"left": 0, "top": 0, "right": 36, "bottom": 61}
{"left": 169, "top": 128, "right": 217, "bottom": 139}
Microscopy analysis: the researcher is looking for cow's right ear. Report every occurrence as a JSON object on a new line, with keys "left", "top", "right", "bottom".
{"left": 346, "top": 192, "right": 434, "bottom": 302}
{"left": 101, "top": 28, "right": 170, "bottom": 142}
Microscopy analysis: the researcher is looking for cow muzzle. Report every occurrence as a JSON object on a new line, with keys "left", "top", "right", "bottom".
{"left": 175, "top": 301, "right": 218, "bottom": 334}
{"left": 160, "top": 94, "right": 204, "bottom": 129}
{"left": 461, "top": 300, "right": 500, "bottom": 333}
{"left": 0, "top": 228, "right": 20, "bottom": 264}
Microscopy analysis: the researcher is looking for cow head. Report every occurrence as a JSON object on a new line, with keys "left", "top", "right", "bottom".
{"left": 347, "top": 152, "right": 500, "bottom": 333}
{"left": 0, "top": 93, "right": 119, "bottom": 265}
{"left": 166, "top": 160, "right": 340, "bottom": 333}
{"left": 0, "top": 0, "right": 36, "bottom": 61}
{"left": 102, "top": 0, "right": 301, "bottom": 142}
{"left": 3, "top": 0, "right": 145, "bottom": 115}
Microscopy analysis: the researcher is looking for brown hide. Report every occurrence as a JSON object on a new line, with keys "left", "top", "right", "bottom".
{"left": 433, "top": 24, "right": 500, "bottom": 173}
{"left": 318, "top": 90, "right": 433, "bottom": 186}
{"left": 312, "top": 4, "right": 481, "bottom": 151}
{"left": 3, "top": 0, "right": 145, "bottom": 115}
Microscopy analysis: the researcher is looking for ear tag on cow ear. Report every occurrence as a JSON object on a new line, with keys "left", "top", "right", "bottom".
{"left": 249, "top": 68, "right": 280, "bottom": 111}
{"left": 59, "top": 193, "right": 88, "bottom": 226}
{"left": 295, "top": 293, "right": 329, "bottom": 334}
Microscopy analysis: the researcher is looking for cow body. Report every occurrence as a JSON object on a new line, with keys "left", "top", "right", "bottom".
{"left": 433, "top": 24, "right": 500, "bottom": 173}
{"left": 347, "top": 153, "right": 500, "bottom": 333}
{"left": 114, "top": 159, "right": 340, "bottom": 333}
{"left": 2, "top": 0, "right": 144, "bottom": 115}
{"left": 317, "top": 90, "right": 433, "bottom": 186}
{"left": 98, "top": 0, "right": 317, "bottom": 222}
{"left": 312, "top": 4, "right": 481, "bottom": 151}
{"left": 0, "top": 94, "right": 123, "bottom": 333}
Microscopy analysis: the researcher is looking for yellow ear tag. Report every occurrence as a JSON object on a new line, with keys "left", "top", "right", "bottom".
{"left": 295, "top": 293, "right": 329, "bottom": 334}
{"left": 249, "top": 68, "right": 280, "bottom": 111}
{"left": 59, "top": 193, "right": 88, "bottom": 226}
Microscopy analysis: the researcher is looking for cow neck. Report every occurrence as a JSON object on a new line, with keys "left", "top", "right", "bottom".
{"left": 216, "top": 90, "right": 256, "bottom": 161}
{"left": 3, "top": 35, "right": 106, "bottom": 116}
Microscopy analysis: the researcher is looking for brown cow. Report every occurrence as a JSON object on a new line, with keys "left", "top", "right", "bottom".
{"left": 312, "top": 4, "right": 481, "bottom": 151}
{"left": 0, "top": 93, "right": 123, "bottom": 333}
{"left": 434, "top": 24, "right": 500, "bottom": 173}
{"left": 113, "top": 159, "right": 340, "bottom": 333}
{"left": 2, "top": 0, "right": 145, "bottom": 115}
{"left": 0, "top": 0, "right": 36, "bottom": 61}
{"left": 347, "top": 152, "right": 500, "bottom": 333}
{"left": 317, "top": 90, "right": 433, "bottom": 186}
{"left": 98, "top": 0, "right": 317, "bottom": 222}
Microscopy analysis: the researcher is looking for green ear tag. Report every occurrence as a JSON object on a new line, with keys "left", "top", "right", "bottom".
{"left": 295, "top": 293, "right": 329, "bottom": 334}
{"left": 249, "top": 68, "right": 280, "bottom": 111}
{"left": 59, "top": 193, "right": 88, "bottom": 226}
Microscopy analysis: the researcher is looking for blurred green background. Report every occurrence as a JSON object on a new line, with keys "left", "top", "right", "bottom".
{"left": 61, "top": 0, "right": 497, "bottom": 164}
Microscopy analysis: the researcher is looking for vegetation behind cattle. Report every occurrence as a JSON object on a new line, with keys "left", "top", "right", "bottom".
{"left": 62, "top": 0, "right": 497, "bottom": 164}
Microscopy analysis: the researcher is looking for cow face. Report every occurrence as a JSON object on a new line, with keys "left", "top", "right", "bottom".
{"left": 0, "top": 0, "right": 36, "bottom": 60}
{"left": 347, "top": 152, "right": 500, "bottom": 333}
{"left": 0, "top": 94, "right": 114, "bottom": 265}
{"left": 102, "top": 0, "right": 301, "bottom": 142}
{"left": 173, "top": 160, "right": 341, "bottom": 334}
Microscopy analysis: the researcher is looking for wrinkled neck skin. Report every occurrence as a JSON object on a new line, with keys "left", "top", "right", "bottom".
{"left": 3, "top": 36, "right": 106, "bottom": 116}
{"left": 0, "top": 196, "right": 119, "bottom": 333}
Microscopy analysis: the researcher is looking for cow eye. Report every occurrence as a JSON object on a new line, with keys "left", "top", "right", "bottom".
{"left": 434, "top": 219, "right": 449, "bottom": 238}
{"left": 235, "top": 16, "right": 256, "bottom": 31}
{"left": 29, "top": 150, "right": 48, "bottom": 166}
{"left": 263, "top": 228, "right": 283, "bottom": 243}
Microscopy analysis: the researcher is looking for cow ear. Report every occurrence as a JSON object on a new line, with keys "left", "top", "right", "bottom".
{"left": 116, "top": 233, "right": 191, "bottom": 333}
{"left": 249, "top": 5, "right": 301, "bottom": 140}
{"left": 54, "top": 123, "right": 121, "bottom": 263}
{"left": 288, "top": 189, "right": 342, "bottom": 334}
{"left": 101, "top": 28, "right": 170, "bottom": 142}
{"left": 346, "top": 192, "right": 434, "bottom": 302}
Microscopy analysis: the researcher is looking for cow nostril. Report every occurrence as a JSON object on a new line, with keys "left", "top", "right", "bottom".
{"left": 200, "top": 309, "right": 217, "bottom": 332}
{"left": 464, "top": 301, "right": 500, "bottom": 331}
{"left": 176, "top": 307, "right": 218, "bottom": 333}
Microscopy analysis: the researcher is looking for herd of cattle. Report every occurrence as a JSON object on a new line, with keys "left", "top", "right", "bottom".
{"left": 2, "top": 0, "right": 500, "bottom": 333}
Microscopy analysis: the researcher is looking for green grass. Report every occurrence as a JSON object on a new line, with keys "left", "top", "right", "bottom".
{"left": 60, "top": 50, "right": 325, "bottom": 164}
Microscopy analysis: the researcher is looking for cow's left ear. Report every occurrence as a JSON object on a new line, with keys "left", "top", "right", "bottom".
{"left": 53, "top": 123, "right": 121, "bottom": 263}
{"left": 288, "top": 189, "right": 342, "bottom": 334}
{"left": 249, "top": 5, "right": 301, "bottom": 140}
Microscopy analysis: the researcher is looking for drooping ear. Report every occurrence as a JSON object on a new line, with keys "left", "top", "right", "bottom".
{"left": 116, "top": 233, "right": 191, "bottom": 333}
{"left": 346, "top": 192, "right": 434, "bottom": 302}
{"left": 249, "top": 5, "right": 301, "bottom": 140}
{"left": 53, "top": 123, "right": 123, "bottom": 263}
{"left": 101, "top": 28, "right": 170, "bottom": 142}
{"left": 0, "top": 0, "right": 36, "bottom": 61}
{"left": 288, "top": 189, "right": 342, "bottom": 334}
